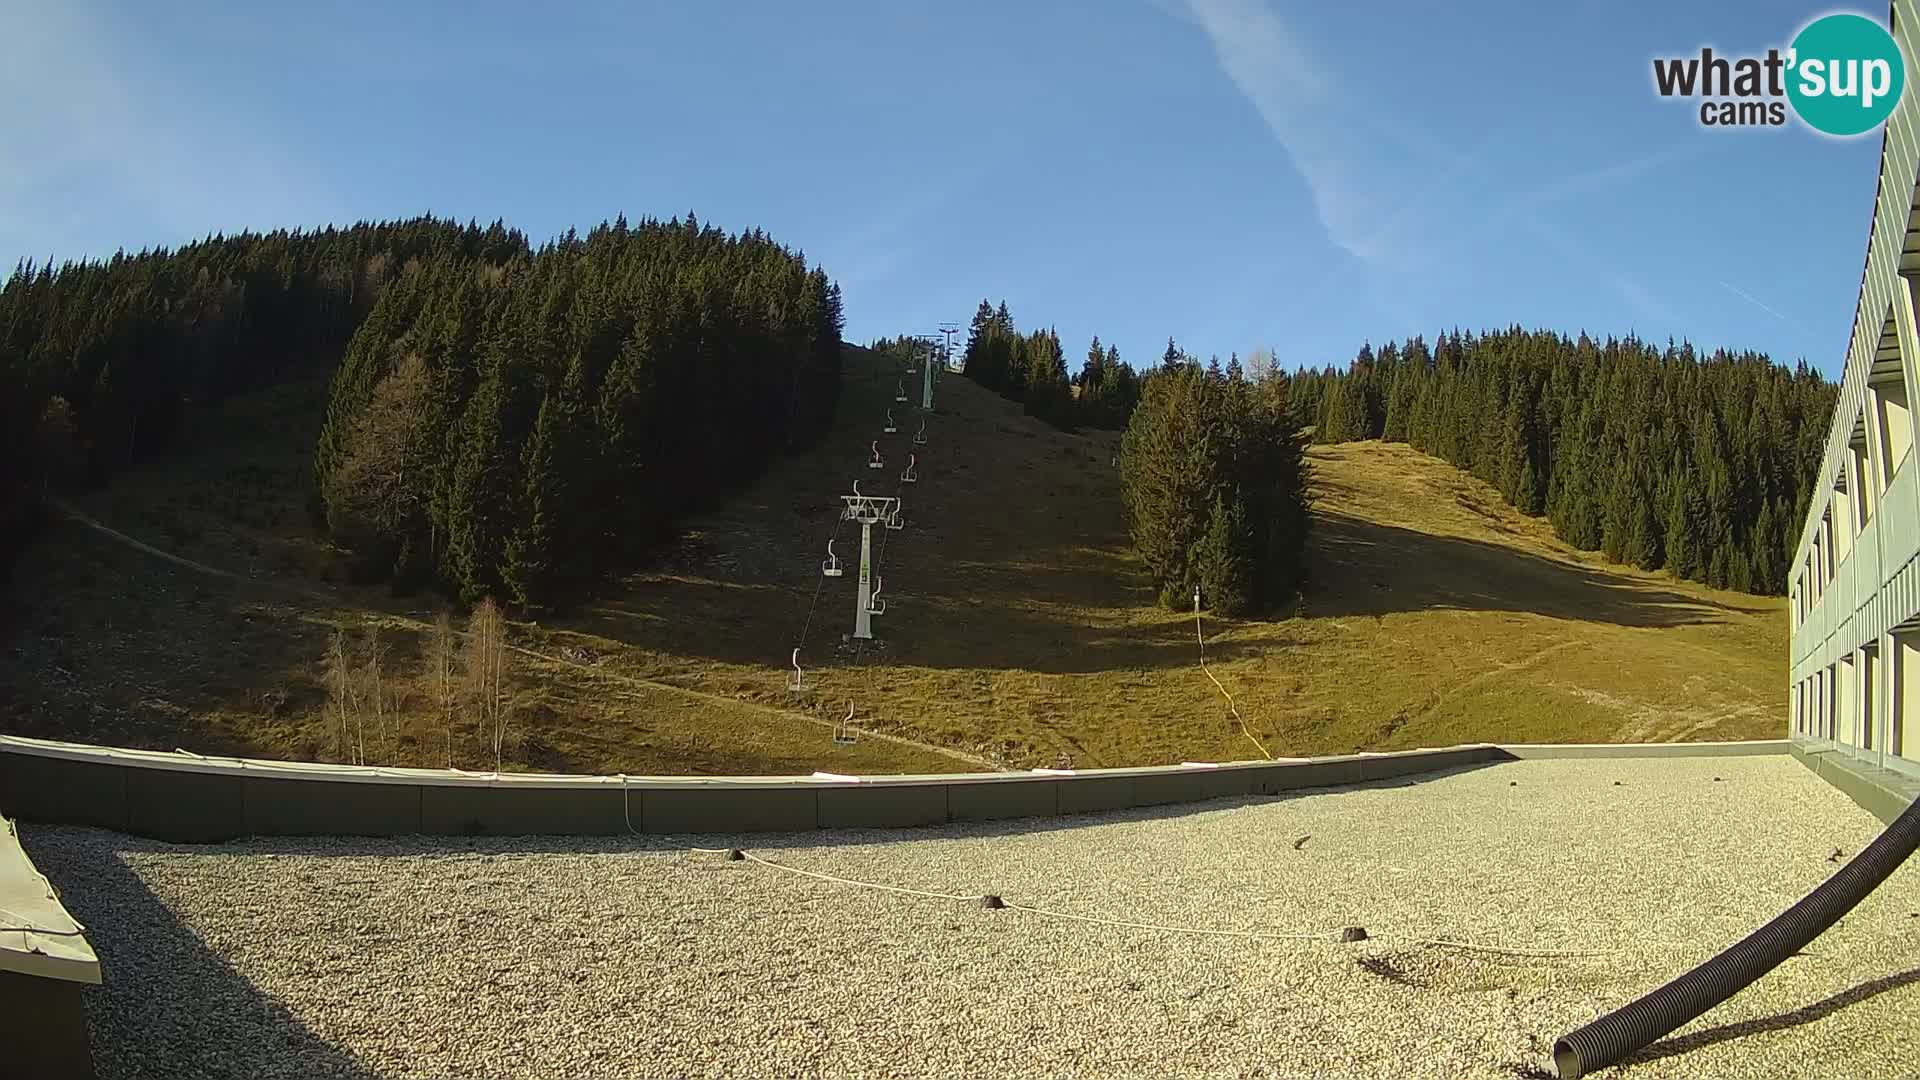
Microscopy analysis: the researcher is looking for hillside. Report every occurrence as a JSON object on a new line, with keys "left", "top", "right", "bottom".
{"left": 0, "top": 344, "right": 1786, "bottom": 774}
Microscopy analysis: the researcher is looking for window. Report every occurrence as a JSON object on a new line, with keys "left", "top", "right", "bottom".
{"left": 1863, "top": 644, "right": 1880, "bottom": 752}
{"left": 1896, "top": 630, "right": 1920, "bottom": 763}
{"left": 1833, "top": 482, "right": 1854, "bottom": 558}
{"left": 1875, "top": 304, "right": 1913, "bottom": 485}
{"left": 1850, "top": 429, "right": 1875, "bottom": 529}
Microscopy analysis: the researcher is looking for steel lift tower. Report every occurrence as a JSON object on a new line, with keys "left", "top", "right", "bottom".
{"left": 921, "top": 333, "right": 938, "bottom": 411}
{"left": 939, "top": 322, "right": 960, "bottom": 373}
{"left": 840, "top": 483, "right": 900, "bottom": 641}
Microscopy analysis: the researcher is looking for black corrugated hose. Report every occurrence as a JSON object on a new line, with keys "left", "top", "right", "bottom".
{"left": 1553, "top": 793, "right": 1920, "bottom": 1078}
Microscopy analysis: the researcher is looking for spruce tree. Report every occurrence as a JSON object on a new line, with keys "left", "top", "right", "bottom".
{"left": 446, "top": 367, "right": 519, "bottom": 602}
{"left": 503, "top": 392, "right": 563, "bottom": 606}
{"left": 1080, "top": 335, "right": 1105, "bottom": 389}
{"left": 1195, "top": 491, "right": 1255, "bottom": 615}
{"left": 1382, "top": 366, "right": 1410, "bottom": 443}
{"left": 503, "top": 355, "right": 591, "bottom": 606}
{"left": 1120, "top": 365, "right": 1311, "bottom": 614}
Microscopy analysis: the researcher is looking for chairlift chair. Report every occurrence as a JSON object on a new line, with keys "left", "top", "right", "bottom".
{"left": 912, "top": 419, "right": 928, "bottom": 446}
{"left": 901, "top": 453, "right": 918, "bottom": 484}
{"left": 894, "top": 379, "right": 909, "bottom": 403}
{"left": 789, "top": 648, "right": 806, "bottom": 692}
{"left": 822, "top": 538, "right": 844, "bottom": 577}
{"left": 868, "top": 440, "right": 884, "bottom": 470}
{"left": 833, "top": 701, "right": 858, "bottom": 745}
{"left": 867, "top": 576, "right": 886, "bottom": 615}
{"left": 885, "top": 504, "right": 905, "bottom": 530}
{"left": 883, "top": 408, "right": 897, "bottom": 434}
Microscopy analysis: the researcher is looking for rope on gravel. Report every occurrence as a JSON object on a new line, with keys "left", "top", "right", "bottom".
{"left": 681, "top": 845, "right": 1607, "bottom": 958}
{"left": 616, "top": 774, "right": 1608, "bottom": 959}
{"left": 1195, "top": 591, "right": 1273, "bottom": 761}
{"left": 1404, "top": 937, "right": 1607, "bottom": 960}
{"left": 1000, "top": 900, "right": 1338, "bottom": 942}
{"left": 733, "top": 849, "right": 981, "bottom": 902}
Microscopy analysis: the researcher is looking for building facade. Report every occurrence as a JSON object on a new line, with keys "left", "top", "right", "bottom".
{"left": 1788, "top": 0, "right": 1920, "bottom": 781}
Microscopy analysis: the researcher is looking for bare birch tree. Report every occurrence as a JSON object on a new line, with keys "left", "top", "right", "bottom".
{"left": 462, "top": 599, "right": 510, "bottom": 772}
{"left": 363, "top": 625, "right": 387, "bottom": 762}
{"left": 323, "top": 627, "right": 359, "bottom": 765}
{"left": 427, "top": 612, "right": 458, "bottom": 768}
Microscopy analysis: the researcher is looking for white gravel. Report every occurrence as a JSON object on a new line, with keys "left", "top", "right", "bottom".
{"left": 21, "top": 756, "right": 1920, "bottom": 1079}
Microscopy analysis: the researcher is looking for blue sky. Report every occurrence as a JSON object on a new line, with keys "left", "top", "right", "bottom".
{"left": 0, "top": 1, "right": 1886, "bottom": 378}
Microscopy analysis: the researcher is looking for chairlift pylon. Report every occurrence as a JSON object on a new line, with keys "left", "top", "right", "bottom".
{"left": 901, "top": 453, "right": 918, "bottom": 484}
{"left": 883, "top": 408, "right": 897, "bottom": 434}
{"left": 868, "top": 440, "right": 884, "bottom": 470}
{"left": 822, "top": 538, "right": 844, "bottom": 577}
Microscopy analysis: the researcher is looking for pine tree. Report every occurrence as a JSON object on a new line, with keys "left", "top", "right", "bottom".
{"left": 1080, "top": 335, "right": 1106, "bottom": 389}
{"left": 1195, "top": 491, "right": 1256, "bottom": 615}
{"left": 1382, "top": 365, "right": 1410, "bottom": 443}
{"left": 1120, "top": 365, "right": 1311, "bottom": 614}
{"left": 1003, "top": 333, "right": 1030, "bottom": 403}
{"left": 446, "top": 367, "right": 520, "bottom": 602}
{"left": 1024, "top": 328, "right": 1071, "bottom": 427}
{"left": 964, "top": 299, "right": 994, "bottom": 372}
{"left": 502, "top": 393, "right": 561, "bottom": 608}
{"left": 597, "top": 323, "right": 657, "bottom": 546}
{"left": 1663, "top": 473, "right": 1700, "bottom": 580}
{"left": 503, "top": 356, "right": 591, "bottom": 607}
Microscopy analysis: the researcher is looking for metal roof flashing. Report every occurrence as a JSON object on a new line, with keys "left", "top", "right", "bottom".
{"left": 0, "top": 816, "right": 99, "bottom": 984}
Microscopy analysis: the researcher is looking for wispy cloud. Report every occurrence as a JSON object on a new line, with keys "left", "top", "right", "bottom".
{"left": 1719, "top": 279, "right": 1790, "bottom": 322}
{"left": 1506, "top": 145, "right": 1705, "bottom": 213}
{"left": 1512, "top": 213, "right": 1691, "bottom": 330}
{"left": 1139, "top": 0, "right": 1201, "bottom": 27}
{"left": 1606, "top": 270, "right": 1685, "bottom": 329}
{"left": 1183, "top": 0, "right": 1414, "bottom": 264}
{"left": 1179, "top": 0, "right": 1706, "bottom": 331}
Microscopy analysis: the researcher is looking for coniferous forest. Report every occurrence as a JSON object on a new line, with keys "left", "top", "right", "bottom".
{"left": 0, "top": 215, "right": 844, "bottom": 606}
{"left": 1, "top": 219, "right": 1837, "bottom": 610}
{"left": 955, "top": 299, "right": 1143, "bottom": 431}
{"left": 1286, "top": 329, "right": 1837, "bottom": 596}
{"left": 1, "top": 216, "right": 501, "bottom": 577}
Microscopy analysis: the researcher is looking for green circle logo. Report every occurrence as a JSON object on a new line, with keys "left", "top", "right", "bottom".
{"left": 1787, "top": 13, "right": 1906, "bottom": 136}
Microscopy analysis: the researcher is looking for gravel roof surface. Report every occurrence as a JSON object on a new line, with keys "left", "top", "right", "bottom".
{"left": 21, "top": 756, "right": 1920, "bottom": 1079}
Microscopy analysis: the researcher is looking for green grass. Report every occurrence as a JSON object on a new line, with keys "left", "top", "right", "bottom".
{"left": 0, "top": 346, "right": 1787, "bottom": 775}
